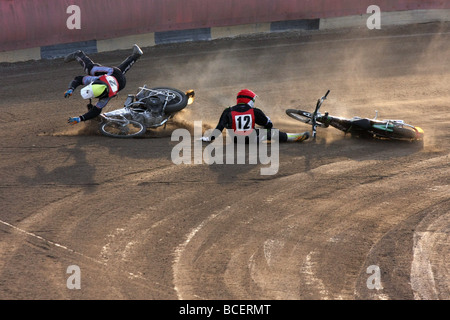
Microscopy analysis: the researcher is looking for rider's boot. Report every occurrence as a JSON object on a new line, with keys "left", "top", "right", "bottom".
{"left": 65, "top": 50, "right": 96, "bottom": 74}
{"left": 118, "top": 44, "right": 143, "bottom": 75}
{"left": 132, "top": 44, "right": 143, "bottom": 59}
{"left": 64, "top": 50, "right": 84, "bottom": 63}
{"left": 286, "top": 132, "right": 310, "bottom": 142}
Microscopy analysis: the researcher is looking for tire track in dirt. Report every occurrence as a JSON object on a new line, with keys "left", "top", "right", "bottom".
{"left": 1, "top": 22, "right": 449, "bottom": 299}
{"left": 172, "top": 151, "right": 448, "bottom": 299}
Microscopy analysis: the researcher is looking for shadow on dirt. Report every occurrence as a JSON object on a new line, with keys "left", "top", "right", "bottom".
{"left": 202, "top": 130, "right": 427, "bottom": 184}
{"left": 16, "top": 140, "right": 98, "bottom": 194}
{"left": 282, "top": 130, "right": 426, "bottom": 169}
{"left": 34, "top": 119, "right": 427, "bottom": 188}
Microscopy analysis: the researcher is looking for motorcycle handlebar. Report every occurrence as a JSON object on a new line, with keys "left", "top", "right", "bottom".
{"left": 314, "top": 90, "right": 330, "bottom": 112}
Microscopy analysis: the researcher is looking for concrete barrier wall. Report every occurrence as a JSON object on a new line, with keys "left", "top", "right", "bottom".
{"left": 1, "top": 0, "right": 449, "bottom": 62}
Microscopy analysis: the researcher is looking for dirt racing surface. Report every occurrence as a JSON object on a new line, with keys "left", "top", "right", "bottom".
{"left": 0, "top": 22, "right": 449, "bottom": 300}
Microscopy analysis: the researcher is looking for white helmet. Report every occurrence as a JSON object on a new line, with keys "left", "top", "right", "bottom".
{"left": 80, "top": 83, "right": 107, "bottom": 99}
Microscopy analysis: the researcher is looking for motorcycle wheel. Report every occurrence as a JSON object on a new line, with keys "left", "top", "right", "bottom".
{"left": 285, "top": 109, "right": 313, "bottom": 123}
{"left": 100, "top": 119, "right": 146, "bottom": 138}
{"left": 391, "top": 126, "right": 419, "bottom": 141}
{"left": 151, "top": 87, "right": 188, "bottom": 114}
{"left": 285, "top": 109, "right": 328, "bottom": 127}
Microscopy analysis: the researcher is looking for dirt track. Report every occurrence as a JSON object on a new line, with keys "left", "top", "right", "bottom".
{"left": 0, "top": 22, "right": 449, "bottom": 300}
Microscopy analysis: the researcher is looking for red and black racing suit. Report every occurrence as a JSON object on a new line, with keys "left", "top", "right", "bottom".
{"left": 210, "top": 104, "right": 289, "bottom": 142}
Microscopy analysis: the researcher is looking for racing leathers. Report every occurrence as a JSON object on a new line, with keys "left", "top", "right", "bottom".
{"left": 208, "top": 103, "right": 293, "bottom": 143}
{"left": 65, "top": 45, "right": 142, "bottom": 122}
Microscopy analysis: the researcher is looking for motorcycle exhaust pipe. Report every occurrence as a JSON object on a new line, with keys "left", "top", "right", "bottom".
{"left": 185, "top": 90, "right": 195, "bottom": 105}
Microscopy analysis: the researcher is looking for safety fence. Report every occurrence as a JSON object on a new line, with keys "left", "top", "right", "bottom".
{"left": 1, "top": 0, "right": 449, "bottom": 62}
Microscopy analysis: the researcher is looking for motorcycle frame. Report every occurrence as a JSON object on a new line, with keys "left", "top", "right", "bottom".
{"left": 100, "top": 87, "right": 179, "bottom": 129}
{"left": 301, "top": 90, "right": 422, "bottom": 141}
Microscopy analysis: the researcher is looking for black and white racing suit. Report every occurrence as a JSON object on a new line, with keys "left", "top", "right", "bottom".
{"left": 67, "top": 51, "right": 139, "bottom": 121}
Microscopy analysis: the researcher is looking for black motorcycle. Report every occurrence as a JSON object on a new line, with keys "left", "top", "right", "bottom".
{"left": 286, "top": 90, "right": 424, "bottom": 142}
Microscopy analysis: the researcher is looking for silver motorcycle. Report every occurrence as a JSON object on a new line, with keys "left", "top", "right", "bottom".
{"left": 99, "top": 86, "right": 195, "bottom": 138}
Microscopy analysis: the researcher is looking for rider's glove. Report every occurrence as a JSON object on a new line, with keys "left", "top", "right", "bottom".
{"left": 64, "top": 89, "right": 73, "bottom": 98}
{"left": 68, "top": 117, "right": 81, "bottom": 125}
{"left": 201, "top": 136, "right": 212, "bottom": 142}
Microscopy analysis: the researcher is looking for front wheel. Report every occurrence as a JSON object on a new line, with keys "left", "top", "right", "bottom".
{"left": 100, "top": 119, "right": 146, "bottom": 138}
{"left": 286, "top": 109, "right": 313, "bottom": 124}
{"left": 286, "top": 109, "right": 328, "bottom": 127}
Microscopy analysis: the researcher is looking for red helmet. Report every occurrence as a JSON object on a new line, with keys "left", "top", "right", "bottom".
{"left": 237, "top": 89, "right": 257, "bottom": 106}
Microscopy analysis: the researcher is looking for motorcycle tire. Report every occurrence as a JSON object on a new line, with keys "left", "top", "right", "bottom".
{"left": 285, "top": 109, "right": 328, "bottom": 127}
{"left": 151, "top": 87, "right": 189, "bottom": 114}
{"left": 391, "top": 126, "right": 419, "bottom": 140}
{"left": 100, "top": 119, "right": 146, "bottom": 138}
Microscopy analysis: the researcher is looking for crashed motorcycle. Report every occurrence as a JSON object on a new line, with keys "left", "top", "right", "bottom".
{"left": 286, "top": 90, "right": 424, "bottom": 142}
{"left": 99, "top": 86, "right": 195, "bottom": 138}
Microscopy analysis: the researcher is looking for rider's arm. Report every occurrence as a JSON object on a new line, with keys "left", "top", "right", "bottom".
{"left": 79, "top": 105, "right": 102, "bottom": 121}
{"left": 68, "top": 76, "right": 84, "bottom": 90}
{"left": 79, "top": 98, "right": 110, "bottom": 121}
{"left": 94, "top": 97, "right": 110, "bottom": 109}
{"left": 254, "top": 108, "right": 273, "bottom": 129}
{"left": 209, "top": 108, "right": 230, "bottom": 140}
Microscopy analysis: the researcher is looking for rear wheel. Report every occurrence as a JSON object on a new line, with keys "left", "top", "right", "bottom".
{"left": 100, "top": 119, "right": 146, "bottom": 138}
{"left": 391, "top": 126, "right": 419, "bottom": 140}
{"left": 150, "top": 87, "right": 188, "bottom": 114}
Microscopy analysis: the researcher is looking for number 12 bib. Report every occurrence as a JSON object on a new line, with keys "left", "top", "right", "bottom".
{"left": 231, "top": 109, "right": 255, "bottom": 135}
